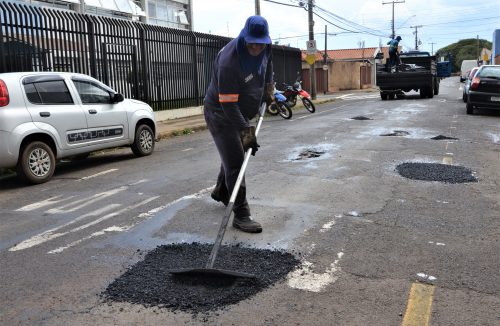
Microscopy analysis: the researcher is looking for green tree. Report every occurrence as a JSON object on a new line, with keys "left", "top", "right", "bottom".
{"left": 435, "top": 38, "right": 492, "bottom": 72}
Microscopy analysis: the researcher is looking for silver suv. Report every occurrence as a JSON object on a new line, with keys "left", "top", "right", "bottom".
{"left": 0, "top": 72, "right": 157, "bottom": 184}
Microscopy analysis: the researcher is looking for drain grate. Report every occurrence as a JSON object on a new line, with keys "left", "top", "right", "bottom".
{"left": 431, "top": 135, "right": 458, "bottom": 140}
{"left": 381, "top": 130, "right": 410, "bottom": 136}
{"left": 350, "top": 116, "right": 372, "bottom": 120}
{"left": 102, "top": 243, "right": 300, "bottom": 314}
{"left": 396, "top": 162, "right": 477, "bottom": 183}
{"left": 295, "top": 150, "right": 325, "bottom": 160}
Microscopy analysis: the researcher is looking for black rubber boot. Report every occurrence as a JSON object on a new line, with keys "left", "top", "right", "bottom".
{"left": 232, "top": 216, "right": 262, "bottom": 233}
{"left": 211, "top": 188, "right": 229, "bottom": 206}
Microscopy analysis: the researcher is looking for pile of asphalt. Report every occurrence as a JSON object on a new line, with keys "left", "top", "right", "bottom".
{"left": 295, "top": 150, "right": 325, "bottom": 160}
{"left": 381, "top": 130, "right": 410, "bottom": 136}
{"left": 396, "top": 162, "right": 477, "bottom": 183}
{"left": 431, "top": 135, "right": 458, "bottom": 140}
{"left": 103, "top": 243, "right": 300, "bottom": 314}
{"left": 350, "top": 116, "right": 372, "bottom": 120}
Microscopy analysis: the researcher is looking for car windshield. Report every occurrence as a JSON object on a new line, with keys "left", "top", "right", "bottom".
{"left": 478, "top": 67, "right": 500, "bottom": 79}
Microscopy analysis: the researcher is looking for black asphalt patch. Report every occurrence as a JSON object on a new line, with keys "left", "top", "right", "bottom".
{"left": 102, "top": 243, "right": 300, "bottom": 314}
{"left": 381, "top": 130, "right": 410, "bottom": 136}
{"left": 431, "top": 135, "right": 458, "bottom": 140}
{"left": 350, "top": 116, "right": 372, "bottom": 120}
{"left": 295, "top": 150, "right": 325, "bottom": 160}
{"left": 396, "top": 163, "right": 477, "bottom": 183}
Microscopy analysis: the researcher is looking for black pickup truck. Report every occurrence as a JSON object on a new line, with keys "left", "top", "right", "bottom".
{"left": 376, "top": 51, "right": 440, "bottom": 100}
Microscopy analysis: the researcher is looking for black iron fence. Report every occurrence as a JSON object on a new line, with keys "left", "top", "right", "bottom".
{"left": 0, "top": 2, "right": 301, "bottom": 111}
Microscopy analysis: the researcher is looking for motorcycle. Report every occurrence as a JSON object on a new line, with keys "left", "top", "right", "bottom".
{"left": 281, "top": 80, "right": 315, "bottom": 113}
{"left": 266, "top": 89, "right": 292, "bottom": 119}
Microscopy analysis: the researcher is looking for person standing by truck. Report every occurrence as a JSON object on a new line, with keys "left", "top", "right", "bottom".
{"left": 204, "top": 15, "right": 274, "bottom": 233}
{"left": 387, "top": 36, "right": 402, "bottom": 72}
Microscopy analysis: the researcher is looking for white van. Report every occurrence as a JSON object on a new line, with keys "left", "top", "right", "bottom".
{"left": 460, "top": 60, "right": 478, "bottom": 82}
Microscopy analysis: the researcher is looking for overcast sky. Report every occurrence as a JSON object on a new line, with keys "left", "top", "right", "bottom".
{"left": 191, "top": 0, "right": 500, "bottom": 54}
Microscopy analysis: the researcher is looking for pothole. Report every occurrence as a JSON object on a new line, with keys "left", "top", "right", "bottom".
{"left": 294, "top": 150, "right": 325, "bottom": 160}
{"left": 102, "top": 243, "right": 300, "bottom": 314}
{"left": 396, "top": 162, "right": 477, "bottom": 183}
{"left": 381, "top": 130, "right": 410, "bottom": 136}
{"left": 350, "top": 116, "right": 372, "bottom": 120}
{"left": 431, "top": 135, "right": 458, "bottom": 140}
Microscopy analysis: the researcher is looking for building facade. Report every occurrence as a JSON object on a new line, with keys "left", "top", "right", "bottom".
{"left": 12, "top": 0, "right": 192, "bottom": 30}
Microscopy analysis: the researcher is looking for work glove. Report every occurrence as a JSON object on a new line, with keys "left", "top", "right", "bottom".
{"left": 264, "top": 83, "right": 275, "bottom": 106}
{"left": 240, "top": 126, "right": 260, "bottom": 156}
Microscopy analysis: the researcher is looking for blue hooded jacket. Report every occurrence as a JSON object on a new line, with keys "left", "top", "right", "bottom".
{"left": 204, "top": 16, "right": 273, "bottom": 130}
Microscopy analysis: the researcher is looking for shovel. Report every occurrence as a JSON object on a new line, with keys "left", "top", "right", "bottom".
{"left": 169, "top": 102, "right": 267, "bottom": 279}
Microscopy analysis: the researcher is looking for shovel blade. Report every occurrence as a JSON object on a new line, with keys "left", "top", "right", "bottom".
{"left": 169, "top": 267, "right": 255, "bottom": 279}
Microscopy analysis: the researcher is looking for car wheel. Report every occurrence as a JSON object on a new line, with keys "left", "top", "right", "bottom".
{"left": 17, "top": 141, "right": 55, "bottom": 184}
{"left": 380, "top": 93, "right": 388, "bottom": 100}
{"left": 427, "top": 87, "right": 434, "bottom": 98}
{"left": 466, "top": 101, "right": 474, "bottom": 115}
{"left": 131, "top": 124, "right": 155, "bottom": 156}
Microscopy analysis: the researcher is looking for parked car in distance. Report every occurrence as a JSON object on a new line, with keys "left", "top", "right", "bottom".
{"left": 460, "top": 59, "right": 478, "bottom": 82}
{"left": 462, "top": 66, "right": 480, "bottom": 102}
{"left": 0, "top": 72, "right": 157, "bottom": 184}
{"left": 466, "top": 65, "right": 500, "bottom": 114}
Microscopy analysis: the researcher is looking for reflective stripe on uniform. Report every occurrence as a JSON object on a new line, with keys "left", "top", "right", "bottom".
{"left": 219, "top": 93, "right": 239, "bottom": 103}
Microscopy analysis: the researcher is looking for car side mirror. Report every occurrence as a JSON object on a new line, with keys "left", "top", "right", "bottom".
{"left": 111, "top": 93, "right": 124, "bottom": 103}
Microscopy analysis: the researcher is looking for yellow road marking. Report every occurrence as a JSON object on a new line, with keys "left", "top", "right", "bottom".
{"left": 402, "top": 282, "right": 435, "bottom": 326}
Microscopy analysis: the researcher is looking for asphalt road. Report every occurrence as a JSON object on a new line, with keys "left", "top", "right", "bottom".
{"left": 1, "top": 77, "right": 499, "bottom": 325}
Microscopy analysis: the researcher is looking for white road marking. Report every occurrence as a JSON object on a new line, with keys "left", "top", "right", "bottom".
{"left": 128, "top": 179, "right": 148, "bottom": 186}
{"left": 287, "top": 252, "right": 344, "bottom": 292}
{"left": 48, "top": 197, "right": 159, "bottom": 254}
{"left": 417, "top": 273, "right": 437, "bottom": 281}
{"left": 320, "top": 215, "right": 342, "bottom": 232}
{"left": 182, "top": 148, "right": 193, "bottom": 152}
{"left": 46, "top": 186, "right": 127, "bottom": 214}
{"left": 15, "top": 196, "right": 72, "bottom": 212}
{"left": 12, "top": 186, "right": 214, "bottom": 253}
{"left": 9, "top": 204, "right": 121, "bottom": 251}
{"left": 78, "top": 169, "right": 118, "bottom": 181}
{"left": 47, "top": 187, "right": 215, "bottom": 254}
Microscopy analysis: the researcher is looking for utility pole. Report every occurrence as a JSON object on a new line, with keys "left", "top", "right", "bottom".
{"left": 428, "top": 42, "right": 436, "bottom": 55}
{"left": 255, "top": 0, "right": 260, "bottom": 15}
{"left": 382, "top": 0, "right": 405, "bottom": 39}
{"left": 324, "top": 25, "right": 328, "bottom": 94}
{"left": 410, "top": 25, "right": 422, "bottom": 50}
{"left": 308, "top": 0, "right": 316, "bottom": 99}
{"left": 477, "top": 35, "right": 480, "bottom": 62}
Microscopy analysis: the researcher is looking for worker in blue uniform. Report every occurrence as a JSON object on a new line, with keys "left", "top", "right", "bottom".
{"left": 204, "top": 15, "right": 274, "bottom": 233}
{"left": 387, "top": 35, "right": 402, "bottom": 72}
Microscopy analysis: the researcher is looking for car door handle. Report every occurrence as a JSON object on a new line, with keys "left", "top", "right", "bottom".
{"left": 39, "top": 112, "right": 50, "bottom": 117}
{"left": 88, "top": 109, "right": 97, "bottom": 114}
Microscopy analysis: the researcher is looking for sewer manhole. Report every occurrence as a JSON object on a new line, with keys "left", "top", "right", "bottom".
{"left": 102, "top": 243, "right": 300, "bottom": 314}
{"left": 396, "top": 162, "right": 477, "bottom": 183}
{"left": 350, "top": 116, "right": 372, "bottom": 120}
{"left": 294, "top": 150, "right": 325, "bottom": 160}
{"left": 381, "top": 130, "right": 410, "bottom": 136}
{"left": 431, "top": 135, "right": 458, "bottom": 140}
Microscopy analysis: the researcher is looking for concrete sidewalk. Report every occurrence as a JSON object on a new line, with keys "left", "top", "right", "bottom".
{"left": 155, "top": 88, "right": 378, "bottom": 139}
